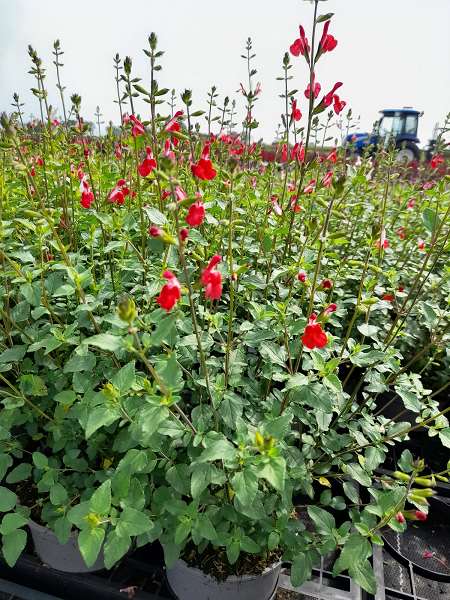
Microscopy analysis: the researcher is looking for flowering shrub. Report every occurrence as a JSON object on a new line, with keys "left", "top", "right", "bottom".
{"left": 0, "top": 1, "right": 449, "bottom": 593}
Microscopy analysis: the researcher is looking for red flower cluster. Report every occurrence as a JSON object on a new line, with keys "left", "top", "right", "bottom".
{"left": 156, "top": 271, "right": 181, "bottom": 312}
{"left": 291, "top": 98, "right": 302, "bottom": 122}
{"left": 191, "top": 143, "right": 217, "bottom": 180}
{"left": 304, "top": 73, "right": 321, "bottom": 99}
{"left": 129, "top": 114, "right": 145, "bottom": 137}
{"left": 165, "top": 110, "right": 183, "bottom": 147}
{"left": 138, "top": 147, "right": 157, "bottom": 177}
{"left": 430, "top": 154, "right": 444, "bottom": 169}
{"left": 201, "top": 255, "right": 222, "bottom": 300}
{"left": 108, "top": 179, "right": 130, "bottom": 205}
{"left": 302, "top": 314, "right": 328, "bottom": 350}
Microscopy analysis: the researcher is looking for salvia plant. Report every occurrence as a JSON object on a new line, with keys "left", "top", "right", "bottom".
{"left": 0, "top": 0, "right": 449, "bottom": 593}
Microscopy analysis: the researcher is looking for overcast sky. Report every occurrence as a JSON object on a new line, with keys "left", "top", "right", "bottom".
{"left": 1, "top": 0, "right": 449, "bottom": 144}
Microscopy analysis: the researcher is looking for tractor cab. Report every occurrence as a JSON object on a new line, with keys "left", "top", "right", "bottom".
{"left": 346, "top": 108, "right": 423, "bottom": 161}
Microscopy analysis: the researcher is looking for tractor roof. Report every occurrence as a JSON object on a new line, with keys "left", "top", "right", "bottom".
{"left": 380, "top": 108, "right": 421, "bottom": 116}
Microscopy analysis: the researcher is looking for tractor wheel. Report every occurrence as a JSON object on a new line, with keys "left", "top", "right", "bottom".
{"left": 395, "top": 142, "right": 419, "bottom": 163}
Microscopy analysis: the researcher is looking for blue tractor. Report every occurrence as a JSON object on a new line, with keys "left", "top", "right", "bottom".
{"left": 345, "top": 108, "right": 423, "bottom": 162}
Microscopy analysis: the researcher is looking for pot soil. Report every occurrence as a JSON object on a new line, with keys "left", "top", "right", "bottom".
{"left": 166, "top": 558, "right": 281, "bottom": 600}
{"left": 29, "top": 520, "right": 105, "bottom": 573}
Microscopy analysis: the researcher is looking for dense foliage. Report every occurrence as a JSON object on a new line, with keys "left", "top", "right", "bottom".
{"left": 0, "top": 2, "right": 449, "bottom": 593}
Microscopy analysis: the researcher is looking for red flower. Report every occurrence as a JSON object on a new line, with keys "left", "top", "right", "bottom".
{"left": 321, "top": 82, "right": 343, "bottom": 107}
{"left": 321, "top": 279, "right": 333, "bottom": 290}
{"left": 30, "top": 166, "right": 36, "bottom": 177}
{"left": 179, "top": 228, "right": 189, "bottom": 242}
{"left": 149, "top": 225, "right": 162, "bottom": 237}
{"left": 281, "top": 143, "right": 288, "bottom": 163}
{"left": 318, "top": 20, "right": 338, "bottom": 54}
{"left": 382, "top": 293, "right": 394, "bottom": 302}
{"left": 324, "top": 303, "right": 337, "bottom": 315}
{"left": 129, "top": 114, "right": 145, "bottom": 137}
{"left": 396, "top": 226, "right": 406, "bottom": 240}
{"left": 303, "top": 179, "right": 316, "bottom": 194}
{"left": 375, "top": 230, "right": 389, "bottom": 249}
{"left": 79, "top": 175, "right": 94, "bottom": 209}
{"left": 326, "top": 148, "right": 337, "bottom": 163}
{"left": 297, "top": 271, "right": 307, "bottom": 283}
{"left": 191, "top": 144, "right": 217, "bottom": 180}
{"left": 36, "top": 157, "right": 44, "bottom": 167}
{"left": 271, "top": 196, "right": 283, "bottom": 216}
{"left": 108, "top": 179, "right": 129, "bottom": 205}
{"left": 165, "top": 110, "right": 183, "bottom": 135}
{"left": 430, "top": 154, "right": 444, "bottom": 169}
{"left": 186, "top": 201, "right": 206, "bottom": 227}
{"left": 290, "top": 195, "right": 302, "bottom": 213}
{"left": 291, "top": 99, "right": 302, "bottom": 122}
{"left": 291, "top": 142, "right": 305, "bottom": 163}
{"left": 175, "top": 186, "right": 187, "bottom": 201}
{"left": 164, "top": 138, "right": 175, "bottom": 161}
{"left": 304, "top": 73, "right": 321, "bottom": 99}
{"left": 395, "top": 512, "right": 405, "bottom": 524}
{"left": 423, "top": 550, "right": 434, "bottom": 559}
{"left": 302, "top": 314, "right": 328, "bottom": 350}
{"left": 407, "top": 198, "right": 415, "bottom": 210}
{"left": 417, "top": 239, "right": 425, "bottom": 251}
{"left": 156, "top": 271, "right": 181, "bottom": 312}
{"left": 322, "top": 171, "right": 333, "bottom": 188}
{"left": 415, "top": 510, "right": 427, "bottom": 522}
{"left": 201, "top": 255, "right": 222, "bottom": 300}
{"left": 333, "top": 95, "right": 347, "bottom": 115}
{"left": 114, "top": 144, "right": 123, "bottom": 160}
{"left": 138, "top": 147, "right": 157, "bottom": 177}
{"left": 290, "top": 25, "right": 310, "bottom": 59}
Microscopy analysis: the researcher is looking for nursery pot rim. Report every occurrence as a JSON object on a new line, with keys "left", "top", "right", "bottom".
{"left": 167, "top": 557, "right": 282, "bottom": 583}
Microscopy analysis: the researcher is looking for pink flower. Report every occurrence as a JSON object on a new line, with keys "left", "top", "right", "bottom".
{"left": 326, "top": 148, "right": 337, "bottom": 163}
{"left": 201, "top": 255, "right": 222, "bottom": 300}
{"left": 322, "top": 171, "right": 333, "bottom": 188}
{"left": 417, "top": 239, "right": 425, "bottom": 251}
{"left": 175, "top": 186, "right": 187, "bottom": 202}
{"left": 149, "top": 225, "right": 162, "bottom": 237}
{"left": 291, "top": 143, "right": 305, "bottom": 163}
{"left": 415, "top": 510, "right": 427, "bottom": 522}
{"left": 163, "top": 138, "right": 175, "bottom": 161}
{"left": 423, "top": 550, "right": 434, "bottom": 559}
{"left": 271, "top": 196, "right": 283, "bottom": 216}
{"left": 396, "top": 226, "right": 406, "bottom": 240}
{"left": 303, "top": 179, "right": 316, "bottom": 194}
{"left": 407, "top": 198, "right": 416, "bottom": 210}
{"left": 395, "top": 512, "right": 406, "bottom": 524}
{"left": 324, "top": 303, "right": 337, "bottom": 315}
{"left": 290, "top": 195, "right": 302, "bottom": 213}
{"left": 297, "top": 271, "right": 307, "bottom": 283}
{"left": 321, "top": 279, "right": 333, "bottom": 290}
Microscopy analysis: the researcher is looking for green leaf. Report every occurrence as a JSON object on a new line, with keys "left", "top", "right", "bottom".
{"left": 196, "top": 515, "right": 217, "bottom": 541}
{"left": 439, "top": 428, "right": 450, "bottom": 448}
{"left": 32, "top": 452, "right": 48, "bottom": 470}
{"left": 104, "top": 530, "right": 131, "bottom": 569}
{"left": 0, "top": 345, "right": 27, "bottom": 364}
{"left": 54, "top": 517, "right": 72, "bottom": 544}
{"left": 19, "top": 374, "right": 47, "bottom": 396}
{"left": 143, "top": 206, "right": 167, "bottom": 225}
{"left": 316, "top": 12, "right": 334, "bottom": 23}
{"left": 257, "top": 456, "right": 286, "bottom": 492}
{"left": 316, "top": 409, "right": 332, "bottom": 431}
{"left": 174, "top": 520, "right": 191, "bottom": 545}
{"left": 307, "top": 506, "right": 335, "bottom": 534}
{"left": 85, "top": 406, "right": 120, "bottom": 439}
{"left": 90, "top": 481, "right": 111, "bottom": 515}
{"left": 64, "top": 351, "right": 96, "bottom": 373}
{"left": 50, "top": 483, "right": 68, "bottom": 505}
{"left": 84, "top": 333, "right": 123, "bottom": 353}
{"left": 116, "top": 507, "right": 152, "bottom": 537}
{"left": 357, "top": 324, "right": 379, "bottom": 338}
{"left": 54, "top": 390, "right": 77, "bottom": 405}
{"left": 0, "top": 513, "right": 28, "bottom": 535}
{"left": 348, "top": 560, "right": 376, "bottom": 594}
{"left": 334, "top": 533, "right": 371, "bottom": 575}
{"left": 259, "top": 341, "right": 287, "bottom": 368}
{"left": 198, "top": 437, "right": 237, "bottom": 463}
{"left": 422, "top": 207, "right": 439, "bottom": 233}
{"left": 151, "top": 313, "right": 176, "bottom": 346}
{"left": 364, "top": 447, "right": 385, "bottom": 471}
{"left": 231, "top": 468, "right": 258, "bottom": 506}
{"left": 111, "top": 361, "right": 136, "bottom": 394}
{"left": 2, "top": 528, "right": 27, "bottom": 566}
{"left": 344, "top": 463, "right": 371, "bottom": 487}
{"left": 268, "top": 531, "right": 280, "bottom": 551}
{"left": 78, "top": 526, "right": 105, "bottom": 568}
{"left": 343, "top": 481, "right": 359, "bottom": 503}
{"left": 219, "top": 393, "right": 244, "bottom": 428}
{"left": 226, "top": 539, "right": 240, "bottom": 565}
{"left": 0, "top": 454, "right": 13, "bottom": 481}
{"left": 6, "top": 463, "right": 32, "bottom": 484}
{"left": 291, "top": 552, "right": 312, "bottom": 587}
